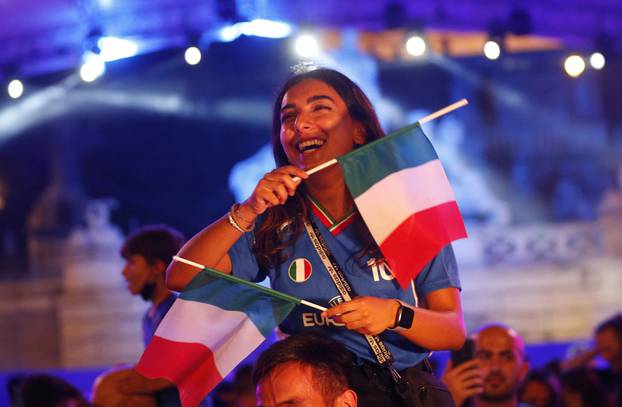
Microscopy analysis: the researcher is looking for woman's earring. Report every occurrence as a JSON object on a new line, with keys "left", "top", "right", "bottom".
{"left": 355, "top": 127, "right": 365, "bottom": 145}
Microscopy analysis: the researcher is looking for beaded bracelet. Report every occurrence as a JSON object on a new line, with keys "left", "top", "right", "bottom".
{"left": 228, "top": 203, "right": 255, "bottom": 233}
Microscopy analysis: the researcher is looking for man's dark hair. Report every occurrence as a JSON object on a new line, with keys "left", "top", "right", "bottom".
{"left": 120, "top": 224, "right": 185, "bottom": 265}
{"left": 595, "top": 313, "right": 622, "bottom": 343}
{"left": 20, "top": 374, "right": 88, "bottom": 407}
{"left": 253, "top": 333, "right": 355, "bottom": 404}
{"left": 519, "top": 369, "right": 559, "bottom": 407}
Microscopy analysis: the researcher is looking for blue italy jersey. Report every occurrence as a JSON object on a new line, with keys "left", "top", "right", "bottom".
{"left": 229, "top": 200, "right": 461, "bottom": 370}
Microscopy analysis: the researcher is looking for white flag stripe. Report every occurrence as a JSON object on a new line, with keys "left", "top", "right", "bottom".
{"left": 354, "top": 160, "right": 456, "bottom": 243}
{"left": 295, "top": 259, "right": 305, "bottom": 281}
{"left": 154, "top": 298, "right": 265, "bottom": 377}
{"left": 212, "top": 317, "right": 265, "bottom": 376}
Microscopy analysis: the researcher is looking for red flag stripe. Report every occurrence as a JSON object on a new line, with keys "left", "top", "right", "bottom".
{"left": 138, "top": 336, "right": 223, "bottom": 407}
{"left": 380, "top": 201, "right": 467, "bottom": 288}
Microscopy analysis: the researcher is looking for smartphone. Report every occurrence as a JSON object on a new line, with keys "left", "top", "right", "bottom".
{"left": 451, "top": 338, "right": 475, "bottom": 367}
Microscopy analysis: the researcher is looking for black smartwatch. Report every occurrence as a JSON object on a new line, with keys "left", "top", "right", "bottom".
{"left": 394, "top": 303, "right": 415, "bottom": 329}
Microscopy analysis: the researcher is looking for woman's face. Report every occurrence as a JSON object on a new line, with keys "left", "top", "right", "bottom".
{"left": 278, "top": 79, "right": 364, "bottom": 170}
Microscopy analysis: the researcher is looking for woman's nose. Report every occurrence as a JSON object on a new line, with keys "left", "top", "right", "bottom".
{"left": 295, "top": 112, "right": 313, "bottom": 133}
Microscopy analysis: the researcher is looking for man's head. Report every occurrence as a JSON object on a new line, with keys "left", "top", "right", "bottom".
{"left": 21, "top": 374, "right": 89, "bottom": 407}
{"left": 253, "top": 333, "right": 357, "bottom": 407}
{"left": 594, "top": 313, "right": 622, "bottom": 371}
{"left": 120, "top": 225, "right": 185, "bottom": 300}
{"left": 474, "top": 323, "right": 529, "bottom": 404}
{"left": 519, "top": 369, "right": 559, "bottom": 407}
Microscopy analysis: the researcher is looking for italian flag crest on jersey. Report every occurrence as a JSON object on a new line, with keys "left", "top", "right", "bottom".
{"left": 287, "top": 258, "right": 312, "bottom": 283}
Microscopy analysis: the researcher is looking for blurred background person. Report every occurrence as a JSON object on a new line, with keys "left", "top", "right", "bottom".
{"left": 20, "top": 374, "right": 91, "bottom": 407}
{"left": 559, "top": 367, "right": 613, "bottom": 407}
{"left": 561, "top": 313, "right": 622, "bottom": 406}
{"left": 518, "top": 369, "right": 560, "bottom": 407}
{"left": 443, "top": 323, "right": 530, "bottom": 407}
{"left": 92, "top": 225, "right": 186, "bottom": 407}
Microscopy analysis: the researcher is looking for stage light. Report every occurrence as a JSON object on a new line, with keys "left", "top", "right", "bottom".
{"left": 80, "top": 53, "right": 106, "bottom": 82}
{"left": 98, "top": 0, "right": 113, "bottom": 9}
{"left": 243, "top": 19, "right": 292, "bottom": 38}
{"left": 218, "top": 25, "right": 241, "bottom": 42}
{"left": 590, "top": 52, "right": 605, "bottom": 70}
{"left": 97, "top": 37, "right": 138, "bottom": 62}
{"left": 217, "top": 19, "right": 292, "bottom": 42}
{"left": 184, "top": 46, "right": 202, "bottom": 65}
{"left": 405, "top": 35, "right": 426, "bottom": 57}
{"left": 295, "top": 34, "right": 319, "bottom": 58}
{"left": 484, "top": 40, "right": 501, "bottom": 60}
{"left": 7, "top": 79, "right": 24, "bottom": 99}
{"left": 564, "top": 55, "right": 586, "bottom": 78}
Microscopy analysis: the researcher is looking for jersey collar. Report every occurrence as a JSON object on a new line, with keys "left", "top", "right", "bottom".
{"left": 307, "top": 195, "right": 357, "bottom": 236}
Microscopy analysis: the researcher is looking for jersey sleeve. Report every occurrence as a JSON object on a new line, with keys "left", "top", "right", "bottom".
{"left": 228, "top": 231, "right": 266, "bottom": 282}
{"left": 413, "top": 244, "right": 461, "bottom": 298}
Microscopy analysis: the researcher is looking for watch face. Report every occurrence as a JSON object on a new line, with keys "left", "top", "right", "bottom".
{"left": 398, "top": 306, "right": 415, "bottom": 329}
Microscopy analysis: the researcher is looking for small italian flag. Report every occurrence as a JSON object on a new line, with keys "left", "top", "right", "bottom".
{"left": 288, "top": 258, "right": 312, "bottom": 282}
{"left": 338, "top": 122, "right": 467, "bottom": 288}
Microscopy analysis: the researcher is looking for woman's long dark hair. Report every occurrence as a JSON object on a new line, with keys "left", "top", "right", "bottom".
{"left": 253, "top": 68, "right": 385, "bottom": 269}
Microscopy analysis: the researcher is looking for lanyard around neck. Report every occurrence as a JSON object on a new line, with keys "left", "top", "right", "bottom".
{"left": 303, "top": 217, "right": 394, "bottom": 367}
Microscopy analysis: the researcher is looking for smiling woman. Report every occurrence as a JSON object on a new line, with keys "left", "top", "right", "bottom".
{"left": 166, "top": 68, "right": 464, "bottom": 406}
{"left": 278, "top": 79, "right": 366, "bottom": 171}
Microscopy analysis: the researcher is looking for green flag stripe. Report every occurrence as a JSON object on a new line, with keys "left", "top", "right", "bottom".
{"left": 184, "top": 266, "right": 303, "bottom": 306}
{"left": 337, "top": 123, "right": 438, "bottom": 198}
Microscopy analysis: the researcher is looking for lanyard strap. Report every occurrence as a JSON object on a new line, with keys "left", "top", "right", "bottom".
{"left": 303, "top": 218, "right": 395, "bottom": 367}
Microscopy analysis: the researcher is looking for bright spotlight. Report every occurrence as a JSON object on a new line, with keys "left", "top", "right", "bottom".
{"left": 295, "top": 34, "right": 319, "bottom": 58}
{"left": 97, "top": 37, "right": 138, "bottom": 62}
{"left": 98, "top": 0, "right": 113, "bottom": 9}
{"left": 80, "top": 54, "right": 106, "bottom": 82}
{"left": 590, "top": 52, "right": 605, "bottom": 70}
{"left": 243, "top": 19, "right": 292, "bottom": 38}
{"left": 184, "top": 46, "right": 202, "bottom": 65}
{"left": 218, "top": 25, "right": 241, "bottom": 42}
{"left": 7, "top": 79, "right": 24, "bottom": 99}
{"left": 484, "top": 40, "right": 501, "bottom": 60}
{"left": 405, "top": 36, "right": 426, "bottom": 57}
{"left": 564, "top": 55, "right": 586, "bottom": 78}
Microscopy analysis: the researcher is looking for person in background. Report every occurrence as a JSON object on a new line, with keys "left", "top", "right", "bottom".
{"left": 561, "top": 313, "right": 622, "bottom": 406}
{"left": 231, "top": 364, "right": 256, "bottom": 407}
{"left": 92, "top": 225, "right": 186, "bottom": 407}
{"left": 560, "top": 367, "right": 613, "bottom": 407}
{"left": 20, "top": 374, "right": 91, "bottom": 407}
{"left": 518, "top": 369, "right": 560, "bottom": 407}
{"left": 252, "top": 332, "right": 358, "bottom": 407}
{"left": 443, "top": 323, "right": 531, "bottom": 407}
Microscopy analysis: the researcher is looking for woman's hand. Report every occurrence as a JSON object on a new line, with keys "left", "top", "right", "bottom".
{"left": 322, "top": 296, "right": 400, "bottom": 336}
{"left": 239, "top": 165, "right": 309, "bottom": 220}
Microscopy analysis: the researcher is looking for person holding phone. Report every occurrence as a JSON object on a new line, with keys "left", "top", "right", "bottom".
{"left": 442, "top": 323, "right": 530, "bottom": 407}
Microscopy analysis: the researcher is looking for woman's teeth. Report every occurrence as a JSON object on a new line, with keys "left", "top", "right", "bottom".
{"left": 298, "top": 139, "right": 324, "bottom": 153}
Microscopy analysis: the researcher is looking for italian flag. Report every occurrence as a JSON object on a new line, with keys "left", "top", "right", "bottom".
{"left": 338, "top": 122, "right": 467, "bottom": 288}
{"left": 136, "top": 268, "right": 297, "bottom": 407}
{"left": 288, "top": 258, "right": 312, "bottom": 282}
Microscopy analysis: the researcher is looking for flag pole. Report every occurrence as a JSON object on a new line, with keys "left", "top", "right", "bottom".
{"left": 304, "top": 98, "right": 469, "bottom": 176}
{"left": 173, "top": 256, "right": 327, "bottom": 312}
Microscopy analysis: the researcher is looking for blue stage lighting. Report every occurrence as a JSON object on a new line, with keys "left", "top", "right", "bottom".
{"left": 97, "top": 37, "right": 138, "bottom": 62}
{"left": 7, "top": 79, "right": 24, "bottom": 99}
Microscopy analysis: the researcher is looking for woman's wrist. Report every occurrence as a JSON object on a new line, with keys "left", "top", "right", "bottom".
{"left": 237, "top": 202, "right": 259, "bottom": 225}
{"left": 389, "top": 299, "right": 402, "bottom": 329}
{"left": 228, "top": 203, "right": 256, "bottom": 233}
